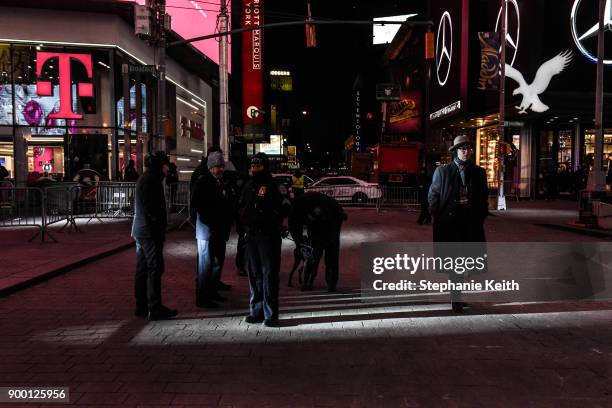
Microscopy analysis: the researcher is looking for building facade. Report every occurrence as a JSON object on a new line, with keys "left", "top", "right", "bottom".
{"left": 428, "top": 0, "right": 612, "bottom": 198}
{"left": 0, "top": 2, "right": 216, "bottom": 184}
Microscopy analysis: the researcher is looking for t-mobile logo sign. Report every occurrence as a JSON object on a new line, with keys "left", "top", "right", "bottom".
{"left": 36, "top": 52, "right": 93, "bottom": 119}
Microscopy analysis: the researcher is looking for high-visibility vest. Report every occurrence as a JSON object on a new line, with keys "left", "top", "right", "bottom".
{"left": 291, "top": 175, "right": 305, "bottom": 189}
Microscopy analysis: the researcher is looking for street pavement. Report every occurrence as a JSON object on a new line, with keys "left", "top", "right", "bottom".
{"left": 0, "top": 203, "right": 611, "bottom": 407}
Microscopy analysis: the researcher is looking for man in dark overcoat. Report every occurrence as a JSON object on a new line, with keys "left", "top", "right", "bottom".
{"left": 428, "top": 135, "right": 489, "bottom": 312}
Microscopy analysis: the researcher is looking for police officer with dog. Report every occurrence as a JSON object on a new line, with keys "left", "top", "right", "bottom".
{"left": 288, "top": 191, "right": 347, "bottom": 292}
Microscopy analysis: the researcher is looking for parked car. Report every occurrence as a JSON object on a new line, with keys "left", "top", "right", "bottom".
{"left": 306, "top": 176, "right": 382, "bottom": 203}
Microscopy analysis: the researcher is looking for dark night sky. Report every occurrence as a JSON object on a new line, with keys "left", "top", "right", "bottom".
{"left": 232, "top": 0, "right": 427, "bottom": 165}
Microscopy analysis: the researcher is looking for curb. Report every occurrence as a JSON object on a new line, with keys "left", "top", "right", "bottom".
{"left": 535, "top": 223, "right": 612, "bottom": 239}
{"left": 0, "top": 240, "right": 136, "bottom": 298}
{"left": 0, "top": 222, "right": 188, "bottom": 298}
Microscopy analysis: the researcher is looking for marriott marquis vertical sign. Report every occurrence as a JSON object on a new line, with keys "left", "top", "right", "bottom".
{"left": 242, "top": 0, "right": 264, "bottom": 126}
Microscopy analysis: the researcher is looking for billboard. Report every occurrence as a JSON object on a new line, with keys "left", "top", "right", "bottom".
{"left": 386, "top": 90, "right": 422, "bottom": 134}
{"left": 0, "top": 84, "right": 79, "bottom": 135}
{"left": 121, "top": 0, "right": 230, "bottom": 70}
{"left": 247, "top": 135, "right": 282, "bottom": 155}
{"left": 372, "top": 14, "right": 418, "bottom": 45}
{"left": 242, "top": 0, "right": 264, "bottom": 127}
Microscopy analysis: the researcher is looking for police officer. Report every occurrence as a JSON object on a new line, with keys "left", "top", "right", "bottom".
{"left": 132, "top": 151, "right": 178, "bottom": 321}
{"left": 291, "top": 169, "right": 305, "bottom": 198}
{"left": 238, "top": 153, "right": 285, "bottom": 327}
{"left": 289, "top": 191, "right": 347, "bottom": 292}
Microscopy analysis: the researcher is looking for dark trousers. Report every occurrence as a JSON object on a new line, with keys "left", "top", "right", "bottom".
{"left": 303, "top": 224, "right": 341, "bottom": 290}
{"left": 433, "top": 208, "right": 486, "bottom": 304}
{"left": 196, "top": 235, "right": 226, "bottom": 300}
{"left": 135, "top": 237, "right": 165, "bottom": 311}
{"left": 246, "top": 234, "right": 281, "bottom": 320}
{"left": 235, "top": 232, "right": 247, "bottom": 272}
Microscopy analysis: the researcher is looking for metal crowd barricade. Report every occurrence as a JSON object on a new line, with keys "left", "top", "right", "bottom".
{"left": 378, "top": 186, "right": 420, "bottom": 211}
{"left": 94, "top": 182, "right": 136, "bottom": 219}
{"left": 44, "top": 184, "right": 80, "bottom": 232}
{"left": 0, "top": 186, "right": 47, "bottom": 242}
{"left": 170, "top": 181, "right": 193, "bottom": 229}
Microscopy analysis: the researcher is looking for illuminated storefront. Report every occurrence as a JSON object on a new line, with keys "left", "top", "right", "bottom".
{"left": 0, "top": 2, "right": 215, "bottom": 184}
{"left": 476, "top": 125, "right": 500, "bottom": 187}
{"left": 424, "top": 0, "right": 612, "bottom": 199}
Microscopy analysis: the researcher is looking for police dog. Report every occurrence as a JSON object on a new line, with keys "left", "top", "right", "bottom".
{"left": 287, "top": 236, "right": 312, "bottom": 287}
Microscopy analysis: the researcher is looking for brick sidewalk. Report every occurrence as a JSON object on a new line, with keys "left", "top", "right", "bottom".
{"left": 0, "top": 219, "right": 134, "bottom": 295}
{"left": 0, "top": 208, "right": 611, "bottom": 406}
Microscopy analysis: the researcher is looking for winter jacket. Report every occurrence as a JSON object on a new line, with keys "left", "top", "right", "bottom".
{"left": 237, "top": 172, "right": 284, "bottom": 237}
{"left": 131, "top": 170, "right": 167, "bottom": 240}
{"left": 191, "top": 171, "right": 234, "bottom": 241}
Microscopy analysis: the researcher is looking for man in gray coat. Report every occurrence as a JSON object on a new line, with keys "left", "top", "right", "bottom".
{"left": 428, "top": 136, "right": 489, "bottom": 312}
{"left": 132, "top": 151, "right": 178, "bottom": 321}
{"left": 428, "top": 135, "right": 489, "bottom": 242}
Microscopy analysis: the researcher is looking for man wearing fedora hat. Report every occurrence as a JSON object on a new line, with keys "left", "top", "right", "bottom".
{"left": 428, "top": 135, "right": 489, "bottom": 242}
{"left": 428, "top": 136, "right": 489, "bottom": 312}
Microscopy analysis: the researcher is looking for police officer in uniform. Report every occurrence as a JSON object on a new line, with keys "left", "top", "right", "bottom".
{"left": 238, "top": 153, "right": 285, "bottom": 327}
{"left": 289, "top": 191, "right": 347, "bottom": 292}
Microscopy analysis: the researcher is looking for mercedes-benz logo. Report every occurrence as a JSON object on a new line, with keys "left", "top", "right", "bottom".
{"left": 495, "top": 0, "right": 520, "bottom": 66}
{"left": 436, "top": 11, "right": 453, "bottom": 86}
{"left": 571, "top": 0, "right": 612, "bottom": 64}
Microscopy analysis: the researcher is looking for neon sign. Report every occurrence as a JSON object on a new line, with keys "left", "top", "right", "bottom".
{"left": 571, "top": 0, "right": 612, "bottom": 65}
{"left": 436, "top": 11, "right": 453, "bottom": 86}
{"left": 36, "top": 52, "right": 93, "bottom": 119}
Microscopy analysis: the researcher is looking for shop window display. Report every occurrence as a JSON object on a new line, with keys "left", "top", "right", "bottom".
{"left": 477, "top": 126, "right": 500, "bottom": 188}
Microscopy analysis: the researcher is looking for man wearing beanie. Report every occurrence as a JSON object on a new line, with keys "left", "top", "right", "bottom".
{"left": 238, "top": 152, "right": 285, "bottom": 327}
{"left": 191, "top": 150, "right": 234, "bottom": 308}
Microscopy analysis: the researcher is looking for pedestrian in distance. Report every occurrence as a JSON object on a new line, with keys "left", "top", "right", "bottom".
{"left": 123, "top": 159, "right": 139, "bottom": 182}
{"left": 131, "top": 151, "right": 178, "bottom": 321}
{"left": 417, "top": 169, "right": 432, "bottom": 225}
{"left": 288, "top": 191, "right": 347, "bottom": 292}
{"left": 191, "top": 151, "right": 234, "bottom": 308}
{"left": 0, "top": 164, "right": 8, "bottom": 182}
{"left": 238, "top": 153, "right": 285, "bottom": 327}
{"left": 428, "top": 135, "right": 489, "bottom": 313}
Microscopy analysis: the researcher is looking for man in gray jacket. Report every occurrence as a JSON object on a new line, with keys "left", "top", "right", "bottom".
{"left": 132, "top": 151, "right": 178, "bottom": 321}
{"left": 428, "top": 136, "right": 489, "bottom": 313}
{"left": 428, "top": 135, "right": 489, "bottom": 242}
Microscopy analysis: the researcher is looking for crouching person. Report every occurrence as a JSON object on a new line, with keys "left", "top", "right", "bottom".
{"left": 289, "top": 192, "right": 346, "bottom": 292}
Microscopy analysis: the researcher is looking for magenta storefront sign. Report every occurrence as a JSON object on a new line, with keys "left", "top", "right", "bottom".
{"left": 36, "top": 52, "right": 93, "bottom": 120}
